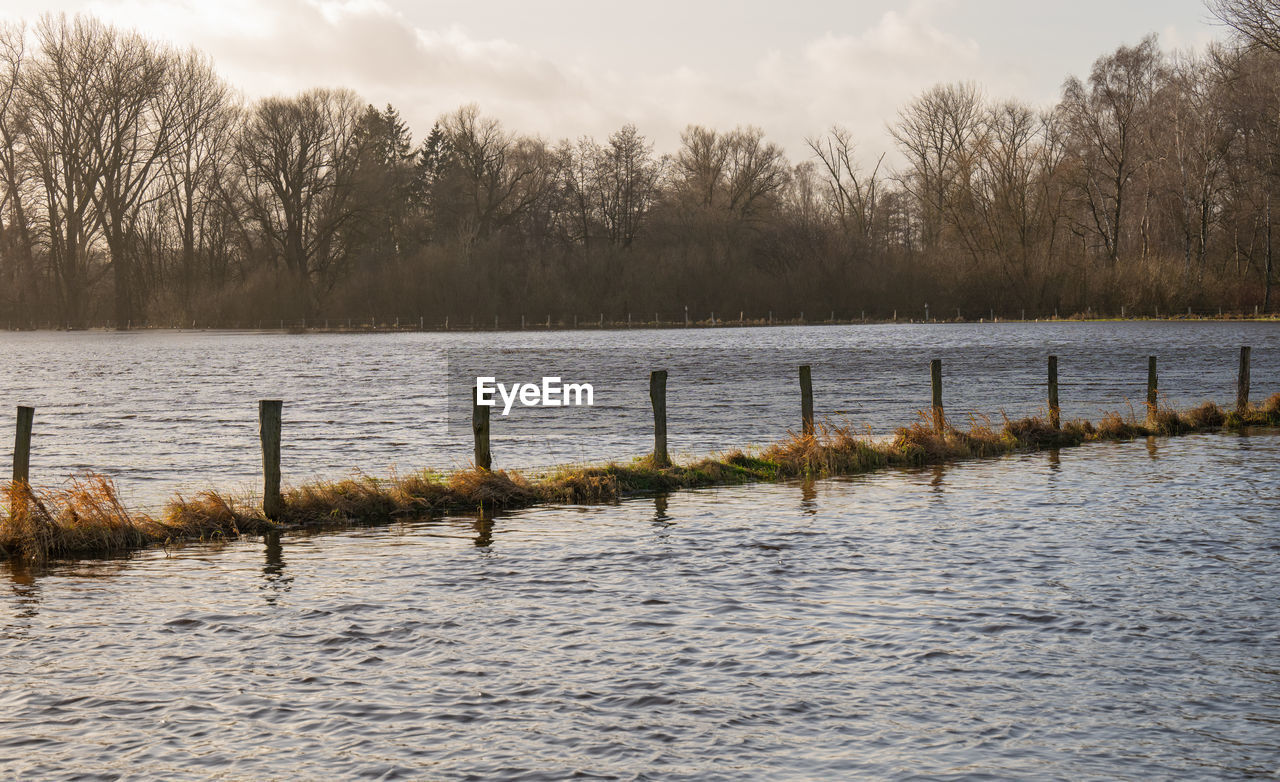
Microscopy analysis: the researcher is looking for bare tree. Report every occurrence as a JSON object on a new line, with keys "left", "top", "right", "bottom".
{"left": 1209, "top": 0, "right": 1280, "bottom": 53}
{"left": 234, "top": 87, "right": 363, "bottom": 317}
{"left": 162, "top": 49, "right": 235, "bottom": 313}
{"left": 596, "top": 124, "right": 662, "bottom": 247}
{"left": 0, "top": 22, "right": 36, "bottom": 323}
{"left": 22, "top": 14, "right": 113, "bottom": 326}
{"left": 891, "top": 82, "right": 986, "bottom": 251}
{"left": 87, "top": 21, "right": 179, "bottom": 327}
{"left": 674, "top": 125, "right": 789, "bottom": 222}
{"left": 434, "top": 104, "right": 552, "bottom": 244}
{"left": 1059, "top": 36, "right": 1165, "bottom": 264}
{"left": 807, "top": 125, "right": 884, "bottom": 244}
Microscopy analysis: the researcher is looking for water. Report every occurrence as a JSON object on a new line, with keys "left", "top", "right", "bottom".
{"left": 2, "top": 432, "right": 1277, "bottom": 779}
{"left": 1, "top": 322, "right": 1278, "bottom": 509}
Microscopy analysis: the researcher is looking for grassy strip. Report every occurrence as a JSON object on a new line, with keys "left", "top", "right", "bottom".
{"left": 3, "top": 394, "right": 1278, "bottom": 563}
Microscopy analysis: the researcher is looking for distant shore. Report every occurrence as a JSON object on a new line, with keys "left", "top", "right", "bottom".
{"left": 4, "top": 311, "right": 1280, "bottom": 334}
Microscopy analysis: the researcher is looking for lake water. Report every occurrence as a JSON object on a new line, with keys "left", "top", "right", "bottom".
{"left": 1, "top": 432, "right": 1277, "bottom": 779}
{"left": 1, "top": 322, "right": 1278, "bottom": 509}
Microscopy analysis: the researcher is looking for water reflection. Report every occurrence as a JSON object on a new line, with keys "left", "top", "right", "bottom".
{"left": 1048, "top": 448, "right": 1062, "bottom": 472}
{"left": 799, "top": 478, "right": 818, "bottom": 515}
{"left": 1146, "top": 436, "right": 1160, "bottom": 459}
{"left": 261, "top": 531, "right": 292, "bottom": 603}
{"left": 929, "top": 463, "right": 947, "bottom": 493}
{"left": 473, "top": 513, "right": 495, "bottom": 548}
{"left": 3, "top": 559, "right": 40, "bottom": 627}
{"left": 651, "top": 493, "right": 673, "bottom": 527}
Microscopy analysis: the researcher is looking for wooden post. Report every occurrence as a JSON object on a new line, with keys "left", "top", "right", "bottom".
{"left": 1237, "top": 346, "right": 1251, "bottom": 413}
{"left": 1146, "top": 356, "right": 1158, "bottom": 419}
{"left": 13, "top": 406, "right": 33, "bottom": 486}
{"left": 930, "top": 359, "right": 944, "bottom": 432}
{"left": 650, "top": 370, "right": 669, "bottom": 466}
{"left": 1048, "top": 355, "right": 1060, "bottom": 430}
{"left": 259, "top": 400, "right": 283, "bottom": 519}
{"left": 472, "top": 387, "right": 492, "bottom": 470}
{"left": 799, "top": 365, "right": 814, "bottom": 437}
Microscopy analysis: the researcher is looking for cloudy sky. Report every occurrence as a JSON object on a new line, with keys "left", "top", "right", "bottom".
{"left": 0, "top": 0, "right": 1221, "bottom": 160}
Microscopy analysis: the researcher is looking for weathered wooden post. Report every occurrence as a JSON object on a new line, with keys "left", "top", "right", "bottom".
{"left": 1048, "top": 355, "right": 1060, "bottom": 430}
{"left": 1237, "top": 346, "right": 1252, "bottom": 413}
{"left": 472, "top": 387, "right": 492, "bottom": 470}
{"left": 931, "top": 359, "right": 944, "bottom": 432}
{"left": 799, "top": 365, "right": 814, "bottom": 437}
{"left": 1146, "top": 356, "right": 1159, "bottom": 420}
{"left": 259, "top": 400, "right": 283, "bottom": 519}
{"left": 650, "top": 370, "right": 670, "bottom": 467}
{"left": 13, "top": 406, "right": 33, "bottom": 486}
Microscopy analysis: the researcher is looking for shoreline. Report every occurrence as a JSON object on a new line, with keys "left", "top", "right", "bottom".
{"left": 4, "top": 397, "right": 1278, "bottom": 564}
{"left": 3, "top": 313, "right": 1280, "bottom": 335}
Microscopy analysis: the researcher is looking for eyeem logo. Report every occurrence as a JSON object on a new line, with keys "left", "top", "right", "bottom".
{"left": 475, "top": 376, "right": 594, "bottom": 415}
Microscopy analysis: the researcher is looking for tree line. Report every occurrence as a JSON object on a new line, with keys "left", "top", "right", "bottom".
{"left": 0, "top": 5, "right": 1278, "bottom": 328}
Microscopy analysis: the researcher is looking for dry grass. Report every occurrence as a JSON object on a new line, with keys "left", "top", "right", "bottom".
{"left": 1, "top": 476, "right": 246, "bottom": 562}
{"left": 3, "top": 395, "right": 1277, "bottom": 562}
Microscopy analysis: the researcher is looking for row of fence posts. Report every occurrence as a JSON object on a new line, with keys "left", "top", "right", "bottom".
{"left": 7, "top": 347, "right": 1259, "bottom": 521}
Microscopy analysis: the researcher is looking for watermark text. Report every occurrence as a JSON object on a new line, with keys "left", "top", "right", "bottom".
{"left": 475, "top": 376, "right": 594, "bottom": 415}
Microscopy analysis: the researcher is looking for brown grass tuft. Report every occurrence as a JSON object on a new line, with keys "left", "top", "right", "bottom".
{"left": 1151, "top": 408, "right": 1191, "bottom": 436}
{"left": 1262, "top": 393, "right": 1280, "bottom": 424}
{"left": 1002, "top": 416, "right": 1088, "bottom": 449}
{"left": 447, "top": 468, "right": 537, "bottom": 507}
{"left": 1094, "top": 412, "right": 1146, "bottom": 440}
{"left": 3, "top": 476, "right": 158, "bottom": 561}
{"left": 1182, "top": 401, "right": 1226, "bottom": 430}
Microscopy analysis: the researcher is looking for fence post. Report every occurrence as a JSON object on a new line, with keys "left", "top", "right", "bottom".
{"left": 1048, "top": 356, "right": 1060, "bottom": 430}
{"left": 650, "top": 370, "right": 669, "bottom": 467}
{"left": 13, "top": 405, "right": 33, "bottom": 486}
{"left": 799, "top": 365, "right": 814, "bottom": 437}
{"left": 472, "top": 386, "right": 492, "bottom": 470}
{"left": 1237, "top": 346, "right": 1251, "bottom": 413}
{"left": 931, "top": 359, "right": 944, "bottom": 432}
{"left": 1146, "top": 356, "right": 1158, "bottom": 420}
{"left": 259, "top": 400, "right": 283, "bottom": 519}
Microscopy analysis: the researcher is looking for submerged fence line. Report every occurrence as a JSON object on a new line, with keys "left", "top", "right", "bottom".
{"left": 4, "top": 346, "right": 1278, "bottom": 562}
{"left": 7, "top": 346, "right": 1264, "bottom": 520}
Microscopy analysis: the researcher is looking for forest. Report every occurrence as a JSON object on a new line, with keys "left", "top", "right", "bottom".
{"left": 0, "top": 1, "right": 1278, "bottom": 328}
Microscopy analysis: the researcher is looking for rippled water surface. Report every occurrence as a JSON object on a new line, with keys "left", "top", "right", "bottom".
{"left": 1, "top": 322, "right": 1278, "bottom": 508}
{"left": 2, "top": 432, "right": 1278, "bottom": 779}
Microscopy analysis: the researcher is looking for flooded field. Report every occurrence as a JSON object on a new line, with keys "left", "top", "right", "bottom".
{"left": 1, "top": 321, "right": 1278, "bottom": 508}
{"left": 2, "top": 432, "right": 1277, "bottom": 779}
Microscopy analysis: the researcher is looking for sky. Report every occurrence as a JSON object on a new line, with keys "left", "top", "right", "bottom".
{"left": 0, "top": 0, "right": 1223, "bottom": 161}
